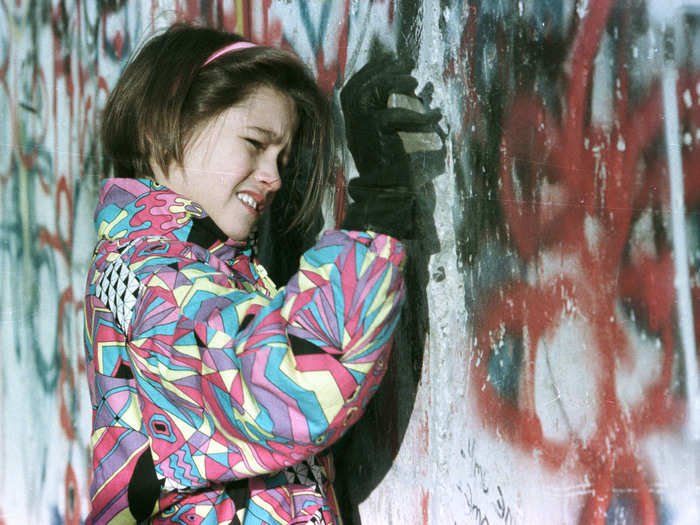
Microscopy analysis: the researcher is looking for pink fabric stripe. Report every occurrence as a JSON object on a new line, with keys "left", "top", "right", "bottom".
{"left": 203, "top": 41, "right": 257, "bottom": 66}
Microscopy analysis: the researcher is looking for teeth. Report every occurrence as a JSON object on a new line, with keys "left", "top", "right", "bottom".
{"left": 237, "top": 193, "right": 257, "bottom": 210}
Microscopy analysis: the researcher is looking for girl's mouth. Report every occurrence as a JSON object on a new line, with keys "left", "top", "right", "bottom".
{"left": 236, "top": 192, "right": 259, "bottom": 212}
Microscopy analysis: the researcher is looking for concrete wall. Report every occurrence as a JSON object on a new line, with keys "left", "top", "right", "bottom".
{"left": 1, "top": 1, "right": 698, "bottom": 523}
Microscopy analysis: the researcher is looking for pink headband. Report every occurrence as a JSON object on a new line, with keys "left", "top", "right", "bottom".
{"left": 202, "top": 41, "right": 257, "bottom": 66}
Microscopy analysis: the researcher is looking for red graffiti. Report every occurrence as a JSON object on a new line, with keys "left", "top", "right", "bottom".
{"left": 444, "top": 3, "right": 483, "bottom": 146}
{"left": 64, "top": 464, "right": 80, "bottom": 525}
{"left": 421, "top": 487, "right": 430, "bottom": 523}
{"left": 334, "top": 166, "right": 347, "bottom": 228}
{"left": 313, "top": 0, "right": 351, "bottom": 95}
{"left": 458, "top": 0, "right": 700, "bottom": 523}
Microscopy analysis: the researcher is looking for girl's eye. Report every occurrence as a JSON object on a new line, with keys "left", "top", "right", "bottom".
{"left": 245, "top": 138, "right": 264, "bottom": 150}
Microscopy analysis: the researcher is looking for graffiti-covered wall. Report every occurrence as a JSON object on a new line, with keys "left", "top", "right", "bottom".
{"left": 0, "top": 1, "right": 698, "bottom": 524}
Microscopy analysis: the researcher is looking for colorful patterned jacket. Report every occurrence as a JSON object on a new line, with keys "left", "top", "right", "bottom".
{"left": 83, "top": 178, "right": 406, "bottom": 525}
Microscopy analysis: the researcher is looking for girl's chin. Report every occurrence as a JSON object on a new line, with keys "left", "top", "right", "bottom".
{"left": 224, "top": 230, "right": 252, "bottom": 241}
{"left": 221, "top": 221, "right": 256, "bottom": 241}
{"left": 214, "top": 206, "right": 261, "bottom": 240}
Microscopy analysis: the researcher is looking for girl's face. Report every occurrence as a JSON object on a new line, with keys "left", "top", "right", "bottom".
{"left": 156, "top": 85, "right": 297, "bottom": 240}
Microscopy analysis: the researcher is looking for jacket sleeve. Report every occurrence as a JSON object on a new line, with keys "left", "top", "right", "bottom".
{"left": 125, "top": 229, "right": 405, "bottom": 475}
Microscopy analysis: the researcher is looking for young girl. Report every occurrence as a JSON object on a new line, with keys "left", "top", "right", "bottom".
{"left": 84, "top": 23, "right": 429, "bottom": 525}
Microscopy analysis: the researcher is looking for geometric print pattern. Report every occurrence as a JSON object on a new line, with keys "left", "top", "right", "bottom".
{"left": 94, "top": 243, "right": 144, "bottom": 333}
{"left": 284, "top": 456, "right": 328, "bottom": 498}
{"left": 307, "top": 509, "right": 326, "bottom": 525}
{"left": 84, "top": 178, "right": 406, "bottom": 525}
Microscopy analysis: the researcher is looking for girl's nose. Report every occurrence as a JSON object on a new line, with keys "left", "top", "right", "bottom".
{"left": 254, "top": 158, "right": 282, "bottom": 191}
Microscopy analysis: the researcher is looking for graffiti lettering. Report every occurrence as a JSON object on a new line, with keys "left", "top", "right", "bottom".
{"left": 460, "top": 439, "right": 519, "bottom": 525}
{"left": 493, "top": 485, "right": 516, "bottom": 525}
{"left": 458, "top": 482, "right": 490, "bottom": 525}
{"left": 466, "top": 438, "right": 489, "bottom": 495}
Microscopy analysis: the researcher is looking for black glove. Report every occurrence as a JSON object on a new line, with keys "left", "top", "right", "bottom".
{"left": 340, "top": 55, "right": 442, "bottom": 239}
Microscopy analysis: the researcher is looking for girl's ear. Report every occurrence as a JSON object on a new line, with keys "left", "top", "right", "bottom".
{"left": 150, "top": 158, "right": 185, "bottom": 189}
{"left": 149, "top": 158, "right": 167, "bottom": 183}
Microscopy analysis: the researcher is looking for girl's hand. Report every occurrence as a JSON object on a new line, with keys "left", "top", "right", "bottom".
{"left": 340, "top": 54, "right": 443, "bottom": 238}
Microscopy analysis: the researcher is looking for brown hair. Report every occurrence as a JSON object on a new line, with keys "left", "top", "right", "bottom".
{"left": 101, "top": 23, "right": 334, "bottom": 229}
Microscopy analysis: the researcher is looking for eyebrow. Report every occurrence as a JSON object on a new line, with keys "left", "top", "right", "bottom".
{"left": 246, "top": 126, "right": 285, "bottom": 143}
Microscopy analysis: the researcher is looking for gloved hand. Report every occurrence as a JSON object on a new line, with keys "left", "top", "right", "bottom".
{"left": 340, "top": 54, "right": 442, "bottom": 239}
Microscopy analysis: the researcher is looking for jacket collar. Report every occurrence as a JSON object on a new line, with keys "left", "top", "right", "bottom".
{"left": 94, "top": 178, "right": 249, "bottom": 262}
